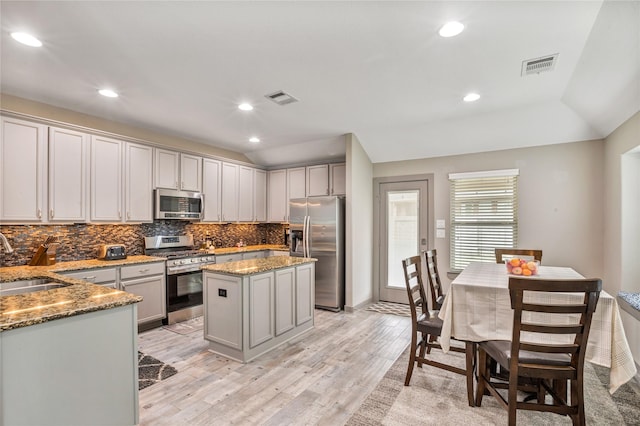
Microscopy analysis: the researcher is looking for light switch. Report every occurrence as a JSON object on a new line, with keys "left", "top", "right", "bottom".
{"left": 436, "top": 219, "right": 446, "bottom": 229}
{"left": 436, "top": 229, "right": 446, "bottom": 238}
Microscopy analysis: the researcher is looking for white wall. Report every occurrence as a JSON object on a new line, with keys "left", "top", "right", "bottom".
{"left": 345, "top": 133, "right": 373, "bottom": 309}
{"left": 604, "top": 111, "right": 640, "bottom": 366}
{"left": 373, "top": 139, "right": 605, "bottom": 292}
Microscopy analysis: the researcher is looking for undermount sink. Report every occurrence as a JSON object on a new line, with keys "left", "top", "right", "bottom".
{"left": 0, "top": 278, "right": 72, "bottom": 297}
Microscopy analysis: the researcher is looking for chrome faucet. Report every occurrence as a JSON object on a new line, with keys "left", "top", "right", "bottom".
{"left": 0, "top": 232, "right": 14, "bottom": 254}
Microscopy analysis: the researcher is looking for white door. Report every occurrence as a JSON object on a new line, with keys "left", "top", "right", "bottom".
{"left": 378, "top": 180, "right": 429, "bottom": 303}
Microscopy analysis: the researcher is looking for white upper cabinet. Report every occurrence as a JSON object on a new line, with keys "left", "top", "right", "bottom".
{"left": 238, "top": 166, "right": 254, "bottom": 222}
{"left": 154, "top": 148, "right": 201, "bottom": 192}
{"left": 48, "top": 127, "right": 88, "bottom": 222}
{"left": 180, "top": 153, "right": 202, "bottom": 192}
{"left": 90, "top": 136, "right": 122, "bottom": 222}
{"left": 154, "top": 148, "right": 180, "bottom": 190}
{"left": 254, "top": 169, "right": 267, "bottom": 222}
{"left": 287, "top": 167, "right": 306, "bottom": 200}
{"left": 306, "top": 164, "right": 329, "bottom": 196}
{"left": 329, "top": 163, "right": 346, "bottom": 195}
{"left": 221, "top": 162, "right": 239, "bottom": 222}
{"left": 124, "top": 142, "right": 153, "bottom": 222}
{"left": 202, "top": 158, "right": 222, "bottom": 222}
{"left": 0, "top": 117, "right": 47, "bottom": 222}
{"left": 267, "top": 169, "right": 287, "bottom": 223}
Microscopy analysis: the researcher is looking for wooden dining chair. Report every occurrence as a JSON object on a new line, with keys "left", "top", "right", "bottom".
{"left": 495, "top": 248, "right": 543, "bottom": 264}
{"left": 401, "top": 255, "right": 475, "bottom": 406}
{"left": 424, "top": 249, "right": 445, "bottom": 310}
{"left": 475, "top": 277, "right": 602, "bottom": 425}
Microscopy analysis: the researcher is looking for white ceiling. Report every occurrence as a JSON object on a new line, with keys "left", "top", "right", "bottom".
{"left": 1, "top": 1, "right": 639, "bottom": 168}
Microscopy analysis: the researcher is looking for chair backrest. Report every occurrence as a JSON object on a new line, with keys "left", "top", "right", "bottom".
{"left": 424, "top": 249, "right": 444, "bottom": 310}
{"left": 402, "top": 255, "right": 428, "bottom": 321}
{"left": 495, "top": 248, "right": 543, "bottom": 263}
{"left": 508, "top": 277, "right": 601, "bottom": 379}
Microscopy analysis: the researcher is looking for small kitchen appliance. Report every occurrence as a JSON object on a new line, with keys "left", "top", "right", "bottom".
{"left": 97, "top": 244, "right": 127, "bottom": 260}
{"left": 144, "top": 235, "right": 215, "bottom": 324}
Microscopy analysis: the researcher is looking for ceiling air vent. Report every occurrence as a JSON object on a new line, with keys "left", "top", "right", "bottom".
{"left": 521, "top": 53, "right": 559, "bottom": 76}
{"left": 265, "top": 90, "right": 298, "bottom": 106}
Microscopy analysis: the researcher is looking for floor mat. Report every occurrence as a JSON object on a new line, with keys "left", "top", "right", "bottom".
{"left": 138, "top": 352, "right": 178, "bottom": 390}
{"left": 366, "top": 301, "right": 411, "bottom": 317}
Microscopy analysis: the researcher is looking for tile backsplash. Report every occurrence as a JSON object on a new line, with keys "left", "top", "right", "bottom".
{"left": 0, "top": 221, "right": 287, "bottom": 267}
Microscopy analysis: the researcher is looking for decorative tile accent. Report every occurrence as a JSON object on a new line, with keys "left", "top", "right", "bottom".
{"left": 1, "top": 222, "right": 286, "bottom": 267}
{"left": 138, "top": 351, "right": 178, "bottom": 390}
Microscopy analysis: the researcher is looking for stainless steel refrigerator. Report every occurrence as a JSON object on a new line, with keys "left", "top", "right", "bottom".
{"left": 289, "top": 196, "right": 345, "bottom": 311}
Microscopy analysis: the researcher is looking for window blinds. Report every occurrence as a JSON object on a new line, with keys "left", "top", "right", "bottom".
{"left": 449, "top": 170, "right": 519, "bottom": 271}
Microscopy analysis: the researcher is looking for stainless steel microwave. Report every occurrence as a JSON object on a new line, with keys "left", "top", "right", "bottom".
{"left": 155, "top": 189, "right": 204, "bottom": 220}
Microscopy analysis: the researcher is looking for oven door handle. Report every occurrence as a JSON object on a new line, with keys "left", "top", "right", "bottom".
{"left": 167, "top": 265, "right": 203, "bottom": 274}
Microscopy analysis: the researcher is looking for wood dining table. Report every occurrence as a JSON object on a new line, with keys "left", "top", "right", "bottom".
{"left": 438, "top": 262, "right": 637, "bottom": 394}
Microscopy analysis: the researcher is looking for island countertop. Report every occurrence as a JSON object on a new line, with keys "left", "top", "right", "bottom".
{"left": 202, "top": 256, "right": 316, "bottom": 276}
{"left": 0, "top": 255, "right": 164, "bottom": 332}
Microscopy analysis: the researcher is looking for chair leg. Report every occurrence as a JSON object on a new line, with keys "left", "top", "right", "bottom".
{"left": 508, "top": 363, "right": 519, "bottom": 426}
{"left": 426, "top": 334, "right": 436, "bottom": 354}
{"left": 475, "top": 347, "right": 488, "bottom": 406}
{"left": 404, "top": 334, "right": 418, "bottom": 386}
{"left": 418, "top": 332, "right": 428, "bottom": 366}
{"left": 572, "top": 378, "right": 585, "bottom": 426}
{"left": 465, "top": 342, "right": 476, "bottom": 407}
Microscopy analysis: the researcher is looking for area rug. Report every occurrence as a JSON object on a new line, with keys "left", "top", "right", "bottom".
{"left": 138, "top": 352, "right": 178, "bottom": 391}
{"left": 161, "top": 315, "right": 204, "bottom": 335}
{"left": 366, "top": 301, "right": 411, "bottom": 317}
{"left": 346, "top": 345, "right": 640, "bottom": 425}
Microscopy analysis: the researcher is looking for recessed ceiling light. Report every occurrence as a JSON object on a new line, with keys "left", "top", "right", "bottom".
{"left": 98, "top": 89, "right": 119, "bottom": 98}
{"left": 11, "top": 32, "right": 42, "bottom": 47}
{"left": 238, "top": 103, "right": 254, "bottom": 111}
{"left": 249, "top": 137, "right": 260, "bottom": 143}
{"left": 463, "top": 93, "right": 480, "bottom": 102}
{"left": 438, "top": 21, "right": 464, "bottom": 38}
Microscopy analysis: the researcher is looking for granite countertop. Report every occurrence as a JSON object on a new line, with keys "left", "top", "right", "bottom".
{"left": 202, "top": 256, "right": 316, "bottom": 276}
{"left": 212, "top": 244, "right": 289, "bottom": 255}
{"left": 0, "top": 255, "right": 164, "bottom": 332}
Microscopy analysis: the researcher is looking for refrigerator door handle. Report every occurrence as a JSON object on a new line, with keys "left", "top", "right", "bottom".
{"left": 304, "top": 215, "right": 309, "bottom": 257}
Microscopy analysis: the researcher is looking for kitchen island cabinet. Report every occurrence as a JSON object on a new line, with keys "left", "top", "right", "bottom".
{"left": 202, "top": 256, "right": 315, "bottom": 363}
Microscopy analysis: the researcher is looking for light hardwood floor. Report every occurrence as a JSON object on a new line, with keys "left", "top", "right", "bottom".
{"left": 138, "top": 309, "right": 412, "bottom": 425}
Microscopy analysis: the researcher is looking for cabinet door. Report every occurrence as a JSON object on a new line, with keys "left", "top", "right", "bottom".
{"left": 275, "top": 268, "right": 295, "bottom": 336}
{"left": 254, "top": 169, "right": 267, "bottom": 222}
{"left": 0, "top": 117, "right": 47, "bottom": 222}
{"left": 202, "top": 158, "right": 222, "bottom": 222}
{"left": 60, "top": 267, "right": 118, "bottom": 288}
{"left": 238, "top": 166, "right": 254, "bottom": 222}
{"left": 125, "top": 142, "right": 153, "bottom": 222}
{"left": 48, "top": 127, "right": 87, "bottom": 222}
{"left": 204, "top": 273, "right": 242, "bottom": 350}
{"left": 154, "top": 148, "right": 179, "bottom": 189}
{"left": 242, "top": 251, "right": 264, "bottom": 260}
{"left": 330, "top": 163, "right": 346, "bottom": 195}
{"left": 180, "top": 153, "right": 202, "bottom": 192}
{"left": 121, "top": 274, "right": 166, "bottom": 324}
{"left": 267, "top": 169, "right": 287, "bottom": 222}
{"left": 249, "top": 272, "right": 274, "bottom": 348}
{"left": 221, "top": 162, "right": 239, "bottom": 222}
{"left": 306, "top": 164, "right": 329, "bottom": 196}
{"left": 90, "top": 136, "right": 122, "bottom": 222}
{"left": 296, "top": 263, "right": 314, "bottom": 326}
{"left": 287, "top": 167, "right": 306, "bottom": 221}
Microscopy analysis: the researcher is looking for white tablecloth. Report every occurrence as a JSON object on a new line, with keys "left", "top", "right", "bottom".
{"left": 439, "top": 262, "right": 637, "bottom": 394}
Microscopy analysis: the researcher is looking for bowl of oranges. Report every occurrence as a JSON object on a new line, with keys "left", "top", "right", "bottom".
{"left": 505, "top": 258, "right": 539, "bottom": 276}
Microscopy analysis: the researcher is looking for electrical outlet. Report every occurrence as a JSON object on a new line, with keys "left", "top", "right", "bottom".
{"left": 436, "top": 219, "right": 446, "bottom": 229}
{"left": 436, "top": 229, "right": 446, "bottom": 238}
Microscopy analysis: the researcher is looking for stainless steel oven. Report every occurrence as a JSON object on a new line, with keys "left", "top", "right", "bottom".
{"left": 145, "top": 235, "right": 215, "bottom": 325}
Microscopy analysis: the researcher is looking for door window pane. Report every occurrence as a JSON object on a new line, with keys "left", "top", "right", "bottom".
{"left": 387, "top": 190, "right": 419, "bottom": 288}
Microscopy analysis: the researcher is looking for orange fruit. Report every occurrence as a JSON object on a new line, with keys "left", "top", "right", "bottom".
{"left": 510, "top": 258, "right": 520, "bottom": 266}
{"left": 522, "top": 269, "right": 532, "bottom": 276}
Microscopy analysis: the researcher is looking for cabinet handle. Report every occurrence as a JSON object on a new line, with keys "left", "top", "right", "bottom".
{"left": 50, "top": 209, "right": 54, "bottom": 218}
{"left": 83, "top": 275, "right": 97, "bottom": 281}
{"left": 181, "top": 181, "right": 184, "bottom": 189}
{"left": 37, "top": 209, "right": 42, "bottom": 218}
{"left": 139, "top": 268, "right": 150, "bottom": 273}
{"left": 118, "top": 211, "right": 122, "bottom": 219}
{"left": 121, "top": 283, "right": 126, "bottom": 290}
{"left": 175, "top": 181, "right": 178, "bottom": 189}
{"left": 127, "top": 211, "right": 131, "bottom": 219}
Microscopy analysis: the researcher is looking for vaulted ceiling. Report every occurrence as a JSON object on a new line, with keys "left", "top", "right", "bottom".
{"left": 1, "top": 1, "right": 638, "bottom": 167}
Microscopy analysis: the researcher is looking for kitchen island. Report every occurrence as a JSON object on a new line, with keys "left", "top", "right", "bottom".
{"left": 202, "top": 256, "right": 316, "bottom": 363}
{"left": 0, "top": 255, "right": 162, "bottom": 426}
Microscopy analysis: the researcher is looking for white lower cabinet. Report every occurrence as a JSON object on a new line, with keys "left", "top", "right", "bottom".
{"left": 203, "top": 261, "right": 315, "bottom": 363}
{"left": 216, "top": 253, "right": 243, "bottom": 263}
{"left": 275, "top": 267, "right": 295, "bottom": 336}
{"left": 59, "top": 267, "right": 118, "bottom": 289}
{"left": 120, "top": 262, "right": 166, "bottom": 324}
{"left": 249, "top": 272, "right": 274, "bottom": 348}
{"left": 1, "top": 305, "right": 139, "bottom": 425}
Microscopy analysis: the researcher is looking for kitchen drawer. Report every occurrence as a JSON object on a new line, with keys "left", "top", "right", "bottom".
{"left": 216, "top": 254, "right": 242, "bottom": 263}
{"left": 60, "top": 267, "right": 117, "bottom": 284}
{"left": 120, "top": 262, "right": 165, "bottom": 280}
